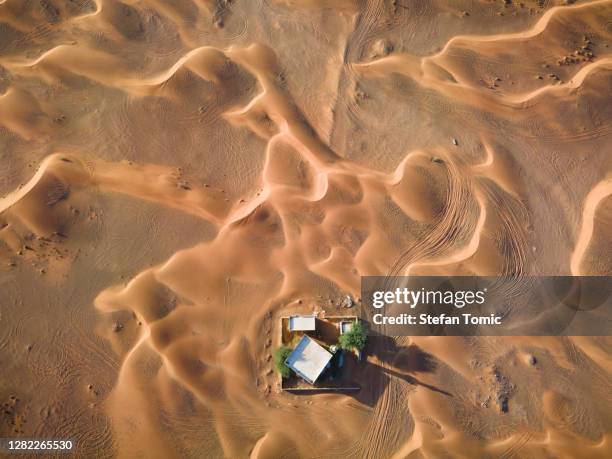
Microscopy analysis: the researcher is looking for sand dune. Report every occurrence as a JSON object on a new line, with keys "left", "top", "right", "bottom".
{"left": 1, "top": 0, "right": 611, "bottom": 457}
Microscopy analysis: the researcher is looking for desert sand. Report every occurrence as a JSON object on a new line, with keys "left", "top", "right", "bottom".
{"left": 0, "top": 0, "right": 611, "bottom": 458}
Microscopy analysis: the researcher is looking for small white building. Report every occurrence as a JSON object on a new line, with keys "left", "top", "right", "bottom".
{"left": 340, "top": 320, "right": 354, "bottom": 335}
{"left": 288, "top": 315, "right": 316, "bottom": 332}
{"left": 285, "top": 335, "right": 333, "bottom": 385}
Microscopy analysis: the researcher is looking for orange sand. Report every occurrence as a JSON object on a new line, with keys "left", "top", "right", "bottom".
{"left": 1, "top": 0, "right": 611, "bottom": 457}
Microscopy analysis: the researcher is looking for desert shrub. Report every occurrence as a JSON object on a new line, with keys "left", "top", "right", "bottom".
{"left": 338, "top": 321, "right": 367, "bottom": 351}
{"left": 273, "top": 346, "right": 293, "bottom": 378}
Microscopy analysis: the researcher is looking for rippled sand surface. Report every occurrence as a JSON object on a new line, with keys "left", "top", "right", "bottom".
{"left": 1, "top": 1, "right": 611, "bottom": 457}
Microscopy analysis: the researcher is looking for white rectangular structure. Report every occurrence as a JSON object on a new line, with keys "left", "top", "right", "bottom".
{"left": 285, "top": 335, "right": 333, "bottom": 384}
{"left": 289, "top": 315, "right": 316, "bottom": 332}
{"left": 340, "top": 321, "right": 354, "bottom": 335}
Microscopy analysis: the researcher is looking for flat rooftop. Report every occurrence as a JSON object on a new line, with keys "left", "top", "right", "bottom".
{"left": 285, "top": 335, "right": 333, "bottom": 384}
{"left": 289, "top": 315, "right": 316, "bottom": 331}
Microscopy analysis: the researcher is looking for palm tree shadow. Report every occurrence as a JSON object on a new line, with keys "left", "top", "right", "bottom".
{"left": 347, "top": 335, "right": 453, "bottom": 407}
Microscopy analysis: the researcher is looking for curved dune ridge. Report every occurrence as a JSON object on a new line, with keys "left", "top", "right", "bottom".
{"left": 0, "top": 0, "right": 611, "bottom": 458}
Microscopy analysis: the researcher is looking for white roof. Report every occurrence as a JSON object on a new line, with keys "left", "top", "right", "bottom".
{"left": 289, "top": 315, "right": 316, "bottom": 331}
{"left": 340, "top": 321, "right": 353, "bottom": 334}
{"left": 285, "top": 335, "right": 333, "bottom": 384}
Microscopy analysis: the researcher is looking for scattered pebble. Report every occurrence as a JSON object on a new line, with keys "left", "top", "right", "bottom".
{"left": 343, "top": 295, "right": 354, "bottom": 308}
